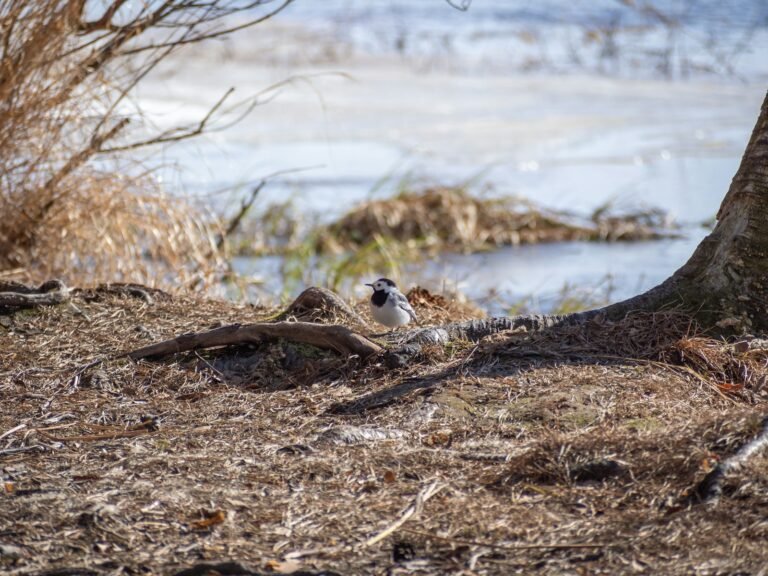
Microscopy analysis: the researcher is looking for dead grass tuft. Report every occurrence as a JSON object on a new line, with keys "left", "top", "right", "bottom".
{"left": 0, "top": 2, "right": 276, "bottom": 289}
{"left": 4, "top": 169, "right": 223, "bottom": 288}
{"left": 662, "top": 336, "right": 768, "bottom": 399}
{"left": 1, "top": 293, "right": 767, "bottom": 574}
{"left": 316, "top": 186, "right": 678, "bottom": 255}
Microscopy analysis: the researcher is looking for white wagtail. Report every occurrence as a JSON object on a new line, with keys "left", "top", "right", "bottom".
{"left": 365, "top": 278, "right": 418, "bottom": 329}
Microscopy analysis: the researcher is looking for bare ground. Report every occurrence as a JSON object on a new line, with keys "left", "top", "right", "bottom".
{"left": 1, "top": 288, "right": 767, "bottom": 576}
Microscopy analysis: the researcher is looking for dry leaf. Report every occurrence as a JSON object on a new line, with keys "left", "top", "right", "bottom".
{"left": 264, "top": 559, "right": 303, "bottom": 573}
{"left": 191, "top": 510, "right": 226, "bottom": 529}
{"left": 423, "top": 431, "right": 452, "bottom": 447}
{"left": 383, "top": 470, "right": 396, "bottom": 483}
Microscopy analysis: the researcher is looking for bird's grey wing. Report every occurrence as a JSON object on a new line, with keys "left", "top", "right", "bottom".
{"left": 393, "top": 292, "right": 418, "bottom": 322}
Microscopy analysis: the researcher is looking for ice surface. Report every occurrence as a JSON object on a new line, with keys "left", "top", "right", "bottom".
{"left": 131, "top": 1, "right": 767, "bottom": 310}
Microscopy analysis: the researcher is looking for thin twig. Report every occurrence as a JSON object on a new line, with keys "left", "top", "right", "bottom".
{"left": 687, "top": 414, "right": 768, "bottom": 505}
{"left": 361, "top": 481, "right": 445, "bottom": 548}
{"left": 216, "top": 180, "right": 266, "bottom": 250}
{"left": 0, "top": 446, "right": 46, "bottom": 457}
{"left": 403, "top": 528, "right": 612, "bottom": 551}
{"left": 37, "top": 428, "right": 156, "bottom": 443}
{"left": 0, "top": 423, "right": 27, "bottom": 442}
{"left": 102, "top": 87, "right": 234, "bottom": 153}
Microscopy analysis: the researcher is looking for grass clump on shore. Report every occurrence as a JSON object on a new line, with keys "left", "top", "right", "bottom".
{"left": 232, "top": 184, "right": 679, "bottom": 259}
{"left": 227, "top": 183, "right": 679, "bottom": 301}
{"left": 317, "top": 185, "right": 679, "bottom": 254}
{"left": 0, "top": 2, "right": 285, "bottom": 291}
{"left": 1, "top": 167, "right": 222, "bottom": 289}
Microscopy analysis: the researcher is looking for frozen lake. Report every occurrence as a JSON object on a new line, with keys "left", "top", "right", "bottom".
{"left": 133, "top": 0, "right": 767, "bottom": 310}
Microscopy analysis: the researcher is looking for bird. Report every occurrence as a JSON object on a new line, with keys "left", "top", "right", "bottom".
{"left": 365, "top": 278, "right": 418, "bottom": 329}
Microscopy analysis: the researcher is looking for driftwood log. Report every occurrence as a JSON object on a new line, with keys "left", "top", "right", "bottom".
{"left": 125, "top": 287, "right": 381, "bottom": 361}
{"left": 128, "top": 321, "right": 382, "bottom": 360}
{"left": 0, "top": 279, "right": 68, "bottom": 309}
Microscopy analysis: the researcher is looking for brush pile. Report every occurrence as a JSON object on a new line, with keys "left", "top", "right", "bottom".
{"left": 317, "top": 186, "right": 678, "bottom": 254}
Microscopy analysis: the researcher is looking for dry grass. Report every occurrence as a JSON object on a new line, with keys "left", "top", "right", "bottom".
{"left": 316, "top": 186, "right": 678, "bottom": 255}
{"left": 0, "top": 2, "right": 284, "bottom": 289}
{"left": 3, "top": 168, "right": 224, "bottom": 289}
{"left": 394, "top": 286, "right": 486, "bottom": 326}
{"left": 1, "top": 292, "right": 767, "bottom": 575}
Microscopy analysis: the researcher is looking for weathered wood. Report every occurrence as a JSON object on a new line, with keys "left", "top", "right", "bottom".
{"left": 328, "top": 376, "right": 439, "bottom": 414}
{"left": 0, "top": 279, "right": 68, "bottom": 309}
{"left": 127, "top": 321, "right": 382, "bottom": 360}
{"left": 405, "top": 313, "right": 591, "bottom": 345}
{"left": 687, "top": 415, "right": 768, "bottom": 505}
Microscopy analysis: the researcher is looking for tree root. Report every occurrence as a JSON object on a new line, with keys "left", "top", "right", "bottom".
{"left": 686, "top": 415, "right": 768, "bottom": 505}
{"left": 404, "top": 312, "right": 590, "bottom": 345}
{"left": 124, "top": 288, "right": 595, "bottom": 366}
{"left": 375, "top": 311, "right": 595, "bottom": 368}
{"left": 119, "top": 287, "right": 378, "bottom": 362}
{"left": 75, "top": 282, "right": 170, "bottom": 304}
{"left": 328, "top": 375, "right": 440, "bottom": 414}
{"left": 171, "top": 562, "right": 341, "bottom": 576}
{"left": 0, "top": 279, "right": 68, "bottom": 310}
{"left": 127, "top": 321, "right": 382, "bottom": 361}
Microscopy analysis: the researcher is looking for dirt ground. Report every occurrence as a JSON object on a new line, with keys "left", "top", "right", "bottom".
{"left": 1, "top": 287, "right": 767, "bottom": 576}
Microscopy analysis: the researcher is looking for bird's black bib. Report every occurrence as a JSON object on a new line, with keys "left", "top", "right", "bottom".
{"left": 371, "top": 290, "right": 389, "bottom": 307}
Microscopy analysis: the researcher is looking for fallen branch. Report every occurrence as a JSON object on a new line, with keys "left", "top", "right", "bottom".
{"left": 37, "top": 428, "right": 156, "bottom": 443}
{"left": 0, "top": 445, "right": 46, "bottom": 457}
{"left": 361, "top": 481, "right": 445, "bottom": 548}
{"left": 127, "top": 321, "right": 382, "bottom": 361}
{"left": 0, "top": 279, "right": 69, "bottom": 309}
{"left": 402, "top": 528, "right": 610, "bottom": 551}
{"left": 687, "top": 414, "right": 768, "bottom": 505}
{"left": 171, "top": 562, "right": 341, "bottom": 576}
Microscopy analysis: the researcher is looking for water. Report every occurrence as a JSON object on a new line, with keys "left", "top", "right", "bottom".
{"left": 135, "top": 1, "right": 767, "bottom": 311}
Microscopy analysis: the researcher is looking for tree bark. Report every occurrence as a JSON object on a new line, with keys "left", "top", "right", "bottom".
{"left": 590, "top": 91, "right": 768, "bottom": 334}
{"left": 403, "top": 93, "right": 768, "bottom": 343}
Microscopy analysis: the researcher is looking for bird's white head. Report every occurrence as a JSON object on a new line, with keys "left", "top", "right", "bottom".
{"left": 365, "top": 278, "right": 397, "bottom": 293}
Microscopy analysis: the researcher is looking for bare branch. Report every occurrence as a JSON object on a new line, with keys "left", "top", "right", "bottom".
{"left": 444, "top": 0, "right": 472, "bottom": 11}
{"left": 117, "top": 0, "right": 295, "bottom": 57}
{"left": 77, "top": 0, "right": 131, "bottom": 33}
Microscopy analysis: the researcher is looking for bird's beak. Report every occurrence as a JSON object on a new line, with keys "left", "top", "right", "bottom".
{"left": 364, "top": 283, "right": 373, "bottom": 287}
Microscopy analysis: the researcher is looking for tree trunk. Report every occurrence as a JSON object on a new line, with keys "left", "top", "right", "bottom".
{"left": 596, "top": 90, "right": 768, "bottom": 334}
{"left": 408, "top": 91, "right": 768, "bottom": 345}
